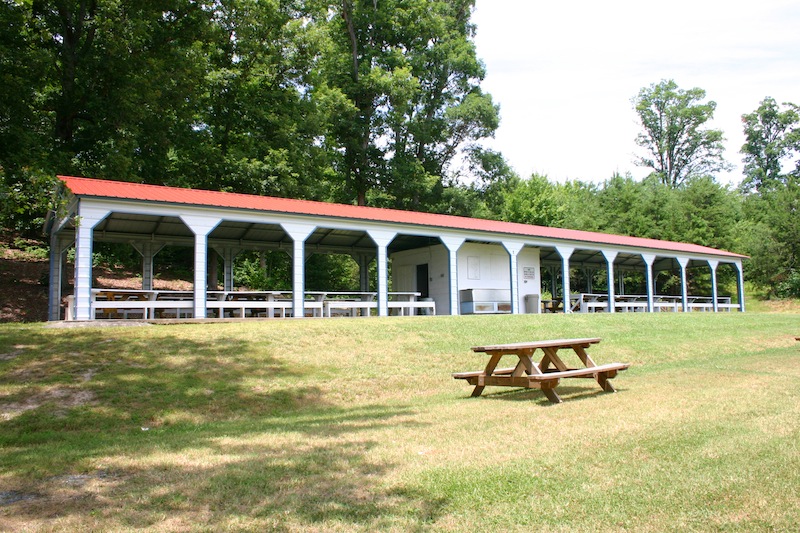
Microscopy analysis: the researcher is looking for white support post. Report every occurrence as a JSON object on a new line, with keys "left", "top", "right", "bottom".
{"left": 223, "top": 249, "right": 233, "bottom": 292}
{"left": 556, "top": 246, "right": 574, "bottom": 313}
{"left": 213, "top": 247, "right": 242, "bottom": 292}
{"left": 602, "top": 250, "right": 618, "bottom": 313}
{"left": 735, "top": 260, "right": 746, "bottom": 312}
{"left": 131, "top": 242, "right": 165, "bottom": 291}
{"left": 73, "top": 205, "right": 111, "bottom": 321}
{"left": 181, "top": 215, "right": 222, "bottom": 319}
{"left": 366, "top": 230, "right": 397, "bottom": 317}
{"left": 282, "top": 223, "right": 316, "bottom": 318}
{"left": 48, "top": 234, "right": 66, "bottom": 321}
{"left": 48, "top": 214, "right": 72, "bottom": 321}
{"left": 362, "top": 255, "right": 371, "bottom": 292}
{"left": 441, "top": 236, "right": 465, "bottom": 316}
{"left": 677, "top": 257, "right": 690, "bottom": 312}
{"left": 195, "top": 234, "right": 209, "bottom": 317}
{"left": 352, "top": 253, "right": 372, "bottom": 292}
{"left": 641, "top": 253, "right": 656, "bottom": 313}
{"left": 207, "top": 250, "right": 218, "bottom": 290}
{"left": 502, "top": 241, "right": 525, "bottom": 314}
{"left": 708, "top": 259, "right": 719, "bottom": 312}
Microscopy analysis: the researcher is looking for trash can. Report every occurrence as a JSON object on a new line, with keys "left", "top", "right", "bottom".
{"left": 524, "top": 294, "right": 540, "bottom": 314}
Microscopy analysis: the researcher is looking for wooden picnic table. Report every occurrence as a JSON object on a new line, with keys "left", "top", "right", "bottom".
{"left": 453, "top": 337, "right": 629, "bottom": 403}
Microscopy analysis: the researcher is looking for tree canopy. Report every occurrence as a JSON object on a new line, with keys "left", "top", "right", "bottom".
{"left": 633, "top": 79, "right": 730, "bottom": 188}
{"left": 0, "top": 0, "right": 497, "bottom": 221}
{"left": 740, "top": 97, "right": 800, "bottom": 193}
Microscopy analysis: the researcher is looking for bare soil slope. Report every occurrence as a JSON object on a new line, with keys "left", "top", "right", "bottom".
{"left": 0, "top": 236, "right": 190, "bottom": 323}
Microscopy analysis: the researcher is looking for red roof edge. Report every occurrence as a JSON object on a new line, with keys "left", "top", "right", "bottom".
{"left": 58, "top": 175, "right": 748, "bottom": 260}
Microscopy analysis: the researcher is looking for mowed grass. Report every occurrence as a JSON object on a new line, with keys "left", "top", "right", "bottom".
{"left": 0, "top": 312, "right": 799, "bottom": 532}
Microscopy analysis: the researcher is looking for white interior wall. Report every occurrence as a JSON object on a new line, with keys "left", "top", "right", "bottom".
{"left": 391, "top": 242, "right": 543, "bottom": 314}
{"left": 390, "top": 245, "right": 450, "bottom": 314}
{"left": 458, "top": 242, "right": 509, "bottom": 289}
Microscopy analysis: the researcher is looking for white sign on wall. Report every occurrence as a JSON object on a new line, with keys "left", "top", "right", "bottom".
{"left": 523, "top": 266, "right": 536, "bottom": 280}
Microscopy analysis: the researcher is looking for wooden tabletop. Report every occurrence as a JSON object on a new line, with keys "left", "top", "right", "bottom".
{"left": 471, "top": 337, "right": 602, "bottom": 353}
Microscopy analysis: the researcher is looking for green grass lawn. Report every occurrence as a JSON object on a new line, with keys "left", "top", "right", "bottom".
{"left": 1, "top": 312, "right": 799, "bottom": 531}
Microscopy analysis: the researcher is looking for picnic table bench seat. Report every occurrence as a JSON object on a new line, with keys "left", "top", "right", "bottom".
{"left": 451, "top": 367, "right": 517, "bottom": 379}
{"left": 452, "top": 362, "right": 627, "bottom": 383}
{"left": 528, "top": 362, "right": 629, "bottom": 380}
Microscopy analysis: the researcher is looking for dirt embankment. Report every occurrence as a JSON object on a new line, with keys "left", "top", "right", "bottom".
{"left": 0, "top": 237, "right": 191, "bottom": 323}
{"left": 0, "top": 242, "right": 50, "bottom": 323}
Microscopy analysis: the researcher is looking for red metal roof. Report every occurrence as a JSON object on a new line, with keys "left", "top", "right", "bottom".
{"left": 59, "top": 175, "right": 746, "bottom": 259}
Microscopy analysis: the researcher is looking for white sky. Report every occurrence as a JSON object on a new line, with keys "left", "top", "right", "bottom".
{"left": 471, "top": 0, "right": 800, "bottom": 185}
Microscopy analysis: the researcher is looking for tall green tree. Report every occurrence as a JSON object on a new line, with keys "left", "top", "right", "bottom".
{"left": 552, "top": 179, "right": 600, "bottom": 232}
{"left": 2, "top": 0, "right": 502, "bottom": 233}
{"left": 315, "top": 0, "right": 498, "bottom": 207}
{"left": 1, "top": 0, "right": 335, "bottom": 233}
{"left": 738, "top": 97, "right": 800, "bottom": 296}
{"left": 593, "top": 173, "right": 676, "bottom": 239}
{"left": 0, "top": 1, "right": 54, "bottom": 232}
{"left": 9, "top": 0, "right": 218, "bottom": 180}
{"left": 461, "top": 147, "right": 518, "bottom": 216}
{"left": 170, "top": 0, "right": 332, "bottom": 199}
{"left": 633, "top": 80, "right": 730, "bottom": 188}
{"left": 740, "top": 96, "right": 799, "bottom": 193}
{"left": 0, "top": 1, "right": 45, "bottom": 174}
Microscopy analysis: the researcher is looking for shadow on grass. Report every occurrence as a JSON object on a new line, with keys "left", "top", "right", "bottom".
{"left": 1, "top": 325, "right": 313, "bottom": 426}
{"left": 2, "top": 404, "right": 442, "bottom": 530}
{"left": 0, "top": 326, "right": 445, "bottom": 529}
{"left": 471, "top": 383, "right": 628, "bottom": 405}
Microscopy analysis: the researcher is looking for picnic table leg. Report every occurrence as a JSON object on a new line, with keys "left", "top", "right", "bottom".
{"left": 471, "top": 352, "right": 503, "bottom": 397}
{"left": 512, "top": 350, "right": 536, "bottom": 377}
{"left": 540, "top": 351, "right": 551, "bottom": 371}
{"left": 574, "top": 346, "right": 618, "bottom": 392}
{"left": 573, "top": 346, "right": 598, "bottom": 368}
{"left": 540, "top": 381, "right": 562, "bottom": 403}
{"left": 541, "top": 347, "right": 569, "bottom": 371}
{"left": 597, "top": 372, "right": 616, "bottom": 393}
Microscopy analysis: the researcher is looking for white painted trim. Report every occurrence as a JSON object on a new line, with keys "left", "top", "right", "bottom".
{"left": 181, "top": 215, "right": 222, "bottom": 319}
{"left": 602, "top": 250, "right": 618, "bottom": 313}
{"left": 73, "top": 204, "right": 111, "bottom": 321}
{"left": 556, "top": 246, "right": 574, "bottom": 313}
{"left": 55, "top": 195, "right": 748, "bottom": 321}
{"left": 641, "top": 253, "right": 656, "bottom": 312}
{"left": 367, "top": 229, "right": 397, "bottom": 317}
{"left": 676, "top": 257, "right": 690, "bottom": 313}
{"left": 282, "top": 223, "right": 316, "bottom": 319}
{"left": 735, "top": 260, "right": 746, "bottom": 312}
{"left": 48, "top": 233, "right": 64, "bottom": 321}
{"left": 440, "top": 237, "right": 464, "bottom": 316}
{"left": 502, "top": 241, "right": 525, "bottom": 314}
{"left": 707, "top": 259, "right": 719, "bottom": 313}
